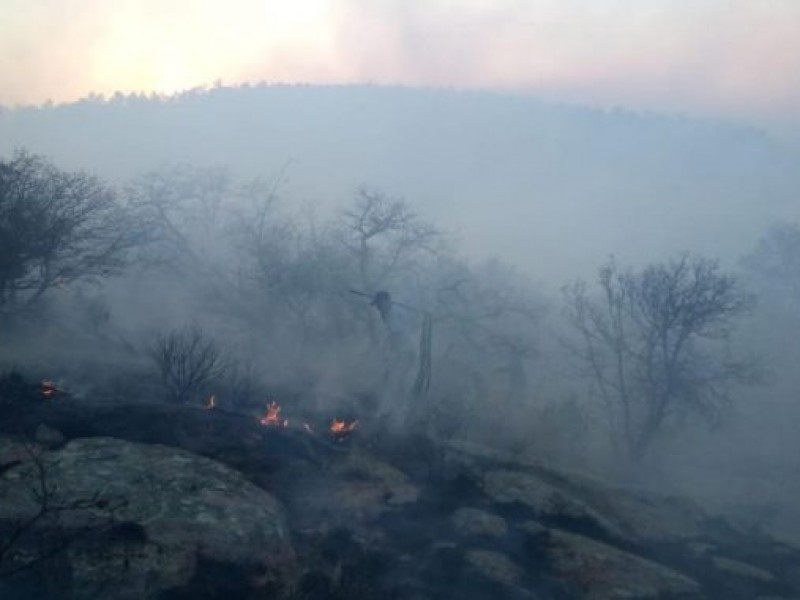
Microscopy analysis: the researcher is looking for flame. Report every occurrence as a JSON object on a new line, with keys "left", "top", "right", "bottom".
{"left": 258, "top": 401, "right": 288, "bottom": 428}
{"left": 203, "top": 394, "right": 216, "bottom": 410}
{"left": 41, "top": 380, "right": 58, "bottom": 399}
{"left": 329, "top": 418, "right": 359, "bottom": 440}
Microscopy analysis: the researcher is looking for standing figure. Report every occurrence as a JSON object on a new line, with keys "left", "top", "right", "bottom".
{"left": 369, "top": 290, "right": 433, "bottom": 423}
{"left": 371, "top": 290, "right": 416, "bottom": 383}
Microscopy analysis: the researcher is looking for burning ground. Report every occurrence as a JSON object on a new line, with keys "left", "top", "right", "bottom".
{"left": 1, "top": 375, "right": 799, "bottom": 599}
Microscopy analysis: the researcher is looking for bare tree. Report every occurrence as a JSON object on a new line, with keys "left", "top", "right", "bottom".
{"left": 563, "top": 254, "right": 759, "bottom": 459}
{"left": 124, "top": 164, "right": 234, "bottom": 271}
{"left": 126, "top": 164, "right": 295, "bottom": 325}
{"left": 0, "top": 150, "right": 137, "bottom": 318}
{"left": 148, "top": 326, "right": 227, "bottom": 404}
{"left": 234, "top": 180, "right": 337, "bottom": 335}
{"left": 336, "top": 188, "right": 442, "bottom": 292}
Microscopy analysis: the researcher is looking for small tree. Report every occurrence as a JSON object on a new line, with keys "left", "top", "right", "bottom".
{"left": 0, "top": 150, "right": 136, "bottom": 318}
{"left": 149, "top": 326, "right": 227, "bottom": 404}
{"left": 563, "top": 254, "right": 758, "bottom": 460}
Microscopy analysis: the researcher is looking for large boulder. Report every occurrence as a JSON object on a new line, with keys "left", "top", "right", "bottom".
{"left": 445, "top": 441, "right": 711, "bottom": 546}
{"left": 451, "top": 507, "right": 508, "bottom": 539}
{"left": 483, "top": 469, "right": 630, "bottom": 543}
{"left": 0, "top": 436, "right": 294, "bottom": 599}
{"left": 290, "top": 447, "right": 420, "bottom": 535}
{"left": 545, "top": 529, "right": 703, "bottom": 599}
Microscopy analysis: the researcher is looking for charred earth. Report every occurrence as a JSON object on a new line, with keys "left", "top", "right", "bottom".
{"left": 1, "top": 374, "right": 799, "bottom": 600}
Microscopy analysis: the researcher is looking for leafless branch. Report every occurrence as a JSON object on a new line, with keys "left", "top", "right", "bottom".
{"left": 563, "top": 254, "right": 758, "bottom": 459}
{"left": 148, "top": 325, "right": 228, "bottom": 404}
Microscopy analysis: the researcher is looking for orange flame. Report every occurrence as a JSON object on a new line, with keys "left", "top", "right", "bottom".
{"left": 259, "top": 401, "right": 288, "bottom": 428}
{"left": 41, "top": 380, "right": 58, "bottom": 399}
{"left": 204, "top": 394, "right": 216, "bottom": 410}
{"left": 329, "top": 418, "right": 359, "bottom": 440}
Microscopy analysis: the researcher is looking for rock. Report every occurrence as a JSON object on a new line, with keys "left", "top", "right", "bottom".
{"left": 576, "top": 486, "right": 710, "bottom": 545}
{"left": 518, "top": 520, "right": 549, "bottom": 536}
{"left": 483, "top": 469, "right": 629, "bottom": 543}
{"left": 546, "top": 529, "right": 702, "bottom": 599}
{"left": 293, "top": 447, "right": 420, "bottom": 533}
{"left": 4, "top": 405, "right": 800, "bottom": 600}
{"left": 448, "top": 441, "right": 711, "bottom": 546}
{"left": 0, "top": 437, "right": 294, "bottom": 599}
{"left": 688, "top": 542, "right": 716, "bottom": 558}
{"left": 34, "top": 424, "right": 65, "bottom": 447}
{"left": 713, "top": 556, "right": 776, "bottom": 583}
{"left": 451, "top": 507, "right": 508, "bottom": 539}
{"left": 465, "top": 549, "right": 524, "bottom": 586}
{"left": 0, "top": 436, "right": 45, "bottom": 469}
{"left": 334, "top": 449, "right": 420, "bottom": 507}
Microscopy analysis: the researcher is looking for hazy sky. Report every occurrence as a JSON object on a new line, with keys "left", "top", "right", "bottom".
{"left": 2, "top": 0, "right": 799, "bottom": 126}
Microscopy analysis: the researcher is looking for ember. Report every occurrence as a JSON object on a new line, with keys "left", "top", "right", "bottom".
{"left": 203, "top": 394, "right": 217, "bottom": 410}
{"left": 329, "top": 418, "right": 359, "bottom": 441}
{"left": 41, "top": 380, "right": 59, "bottom": 400}
{"left": 258, "top": 401, "right": 288, "bottom": 428}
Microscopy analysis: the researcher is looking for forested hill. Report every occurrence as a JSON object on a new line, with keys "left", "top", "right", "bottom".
{"left": 2, "top": 84, "right": 799, "bottom": 283}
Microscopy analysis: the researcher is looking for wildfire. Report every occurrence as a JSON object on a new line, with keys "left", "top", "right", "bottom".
{"left": 329, "top": 418, "right": 359, "bottom": 441}
{"left": 203, "top": 394, "right": 216, "bottom": 410}
{"left": 41, "top": 380, "right": 58, "bottom": 400}
{"left": 259, "top": 401, "right": 288, "bottom": 428}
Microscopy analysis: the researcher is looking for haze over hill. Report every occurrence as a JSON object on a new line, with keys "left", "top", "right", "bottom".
{"left": 2, "top": 84, "right": 799, "bottom": 285}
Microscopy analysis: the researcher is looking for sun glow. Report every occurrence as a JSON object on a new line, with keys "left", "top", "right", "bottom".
{"left": 43, "top": 0, "right": 341, "bottom": 98}
{"left": 1, "top": 0, "right": 800, "bottom": 122}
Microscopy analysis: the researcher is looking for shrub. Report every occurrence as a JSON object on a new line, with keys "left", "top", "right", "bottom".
{"left": 148, "top": 326, "right": 227, "bottom": 404}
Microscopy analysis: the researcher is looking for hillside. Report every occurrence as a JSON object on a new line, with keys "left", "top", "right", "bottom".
{"left": 2, "top": 84, "right": 799, "bottom": 283}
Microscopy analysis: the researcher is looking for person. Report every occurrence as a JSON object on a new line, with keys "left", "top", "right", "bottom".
{"left": 361, "top": 289, "right": 433, "bottom": 426}
{"left": 371, "top": 291, "right": 416, "bottom": 371}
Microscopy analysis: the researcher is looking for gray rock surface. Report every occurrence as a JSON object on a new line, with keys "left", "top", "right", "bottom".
{"left": 451, "top": 507, "right": 508, "bottom": 539}
{"left": 546, "top": 529, "right": 703, "bottom": 599}
{"left": 464, "top": 548, "right": 523, "bottom": 586}
{"left": 448, "top": 440, "right": 711, "bottom": 545}
{"left": 713, "top": 555, "right": 777, "bottom": 583}
{"left": 3, "top": 408, "right": 800, "bottom": 600}
{"left": 0, "top": 436, "right": 294, "bottom": 599}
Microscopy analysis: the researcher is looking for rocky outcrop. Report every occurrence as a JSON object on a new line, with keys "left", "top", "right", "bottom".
{"left": 483, "top": 469, "right": 632, "bottom": 543}
{"left": 0, "top": 437, "right": 294, "bottom": 599}
{"left": 446, "top": 440, "right": 711, "bottom": 546}
{"left": 3, "top": 399, "right": 800, "bottom": 600}
{"left": 452, "top": 507, "right": 508, "bottom": 539}
{"left": 545, "top": 529, "right": 702, "bottom": 599}
{"left": 436, "top": 441, "right": 800, "bottom": 599}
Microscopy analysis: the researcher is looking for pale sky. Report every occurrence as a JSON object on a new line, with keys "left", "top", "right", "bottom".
{"left": 1, "top": 0, "right": 800, "bottom": 125}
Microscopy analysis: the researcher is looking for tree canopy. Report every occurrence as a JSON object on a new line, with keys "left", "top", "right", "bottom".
{"left": 0, "top": 151, "right": 136, "bottom": 317}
